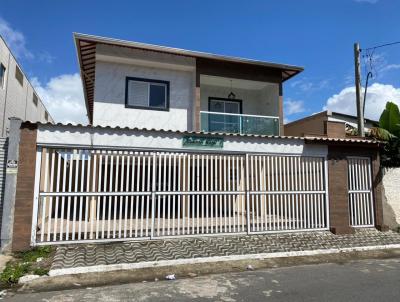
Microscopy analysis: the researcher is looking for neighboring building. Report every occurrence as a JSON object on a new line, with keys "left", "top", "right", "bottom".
{"left": 2, "top": 33, "right": 387, "bottom": 252}
{"left": 0, "top": 35, "right": 53, "bottom": 137}
{"left": 284, "top": 110, "right": 378, "bottom": 138}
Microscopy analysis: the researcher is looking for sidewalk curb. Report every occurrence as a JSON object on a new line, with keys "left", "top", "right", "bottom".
{"left": 19, "top": 245, "right": 400, "bottom": 293}
{"left": 49, "top": 243, "right": 400, "bottom": 276}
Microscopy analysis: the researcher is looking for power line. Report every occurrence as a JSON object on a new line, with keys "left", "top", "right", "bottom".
{"left": 362, "top": 41, "right": 400, "bottom": 51}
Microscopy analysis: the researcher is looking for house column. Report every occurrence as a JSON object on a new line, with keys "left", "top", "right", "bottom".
{"left": 12, "top": 122, "right": 38, "bottom": 251}
{"left": 327, "top": 146, "right": 354, "bottom": 235}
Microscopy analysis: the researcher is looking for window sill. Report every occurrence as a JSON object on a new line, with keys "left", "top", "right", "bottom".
{"left": 125, "top": 104, "right": 170, "bottom": 112}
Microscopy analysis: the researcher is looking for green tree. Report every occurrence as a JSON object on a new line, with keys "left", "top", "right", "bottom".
{"left": 370, "top": 102, "right": 400, "bottom": 167}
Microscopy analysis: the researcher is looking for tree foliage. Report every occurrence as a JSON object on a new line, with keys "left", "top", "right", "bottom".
{"left": 379, "top": 102, "right": 400, "bottom": 137}
{"left": 372, "top": 101, "right": 400, "bottom": 167}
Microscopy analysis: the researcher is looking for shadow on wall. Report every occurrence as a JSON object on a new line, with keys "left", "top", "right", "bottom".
{"left": 382, "top": 168, "right": 400, "bottom": 230}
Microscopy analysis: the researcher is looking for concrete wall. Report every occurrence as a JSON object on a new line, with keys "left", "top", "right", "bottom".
{"left": 36, "top": 124, "right": 328, "bottom": 157}
{"left": 382, "top": 167, "right": 400, "bottom": 230}
{"left": 0, "top": 37, "right": 53, "bottom": 137}
{"left": 93, "top": 44, "right": 195, "bottom": 131}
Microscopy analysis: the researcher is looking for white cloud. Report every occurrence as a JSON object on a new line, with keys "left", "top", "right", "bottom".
{"left": 290, "top": 79, "right": 329, "bottom": 92}
{"left": 381, "top": 64, "right": 400, "bottom": 72}
{"left": 285, "top": 99, "right": 306, "bottom": 115}
{"left": 0, "top": 17, "right": 33, "bottom": 59}
{"left": 323, "top": 83, "right": 400, "bottom": 120}
{"left": 32, "top": 73, "right": 88, "bottom": 124}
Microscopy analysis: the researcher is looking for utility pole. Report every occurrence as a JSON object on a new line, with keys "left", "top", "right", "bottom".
{"left": 354, "top": 42, "right": 365, "bottom": 137}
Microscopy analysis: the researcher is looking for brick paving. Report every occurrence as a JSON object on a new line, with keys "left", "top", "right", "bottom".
{"left": 51, "top": 229, "right": 400, "bottom": 270}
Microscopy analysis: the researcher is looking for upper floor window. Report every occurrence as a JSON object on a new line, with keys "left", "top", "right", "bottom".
{"left": 125, "top": 77, "right": 169, "bottom": 111}
{"left": 33, "top": 93, "right": 38, "bottom": 106}
{"left": 45, "top": 111, "right": 49, "bottom": 121}
{"left": 0, "top": 63, "right": 5, "bottom": 89}
{"left": 15, "top": 65, "right": 23, "bottom": 86}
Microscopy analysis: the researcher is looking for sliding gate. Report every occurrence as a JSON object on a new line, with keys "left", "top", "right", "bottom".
{"left": 31, "top": 147, "right": 329, "bottom": 245}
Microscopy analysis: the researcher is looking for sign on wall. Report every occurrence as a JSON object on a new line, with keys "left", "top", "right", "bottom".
{"left": 6, "top": 159, "right": 18, "bottom": 174}
{"left": 182, "top": 135, "right": 224, "bottom": 149}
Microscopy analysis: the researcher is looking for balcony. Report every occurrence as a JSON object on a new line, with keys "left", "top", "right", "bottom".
{"left": 200, "top": 111, "right": 280, "bottom": 136}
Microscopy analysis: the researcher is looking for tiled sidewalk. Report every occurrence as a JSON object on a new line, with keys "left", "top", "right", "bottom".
{"left": 51, "top": 229, "right": 400, "bottom": 271}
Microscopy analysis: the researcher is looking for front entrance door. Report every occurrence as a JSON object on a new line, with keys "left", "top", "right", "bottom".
{"left": 208, "top": 98, "right": 242, "bottom": 133}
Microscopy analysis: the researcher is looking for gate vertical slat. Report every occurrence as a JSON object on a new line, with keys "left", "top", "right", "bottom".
{"left": 47, "top": 151, "right": 55, "bottom": 241}
{"left": 53, "top": 151, "right": 61, "bottom": 241}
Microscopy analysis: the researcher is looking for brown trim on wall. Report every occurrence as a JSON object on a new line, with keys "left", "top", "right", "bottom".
{"left": 12, "top": 123, "right": 37, "bottom": 251}
{"left": 196, "top": 58, "right": 283, "bottom": 83}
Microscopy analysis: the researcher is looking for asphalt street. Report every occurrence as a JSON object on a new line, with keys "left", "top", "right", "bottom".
{"left": 5, "top": 258, "right": 400, "bottom": 301}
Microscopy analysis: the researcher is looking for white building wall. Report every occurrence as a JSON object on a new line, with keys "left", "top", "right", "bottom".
{"left": 0, "top": 37, "right": 53, "bottom": 137}
{"left": 36, "top": 124, "right": 328, "bottom": 157}
{"left": 93, "top": 44, "right": 196, "bottom": 131}
{"left": 382, "top": 167, "right": 400, "bottom": 229}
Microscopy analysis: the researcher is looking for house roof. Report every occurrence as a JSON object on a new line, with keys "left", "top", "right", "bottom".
{"left": 27, "top": 121, "right": 380, "bottom": 147}
{"left": 329, "top": 111, "right": 378, "bottom": 126}
{"left": 284, "top": 110, "right": 379, "bottom": 127}
{"left": 73, "top": 33, "right": 304, "bottom": 124}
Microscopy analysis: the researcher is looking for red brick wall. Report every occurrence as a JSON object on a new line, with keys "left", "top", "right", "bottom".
{"left": 325, "top": 121, "right": 346, "bottom": 138}
{"left": 12, "top": 124, "right": 37, "bottom": 251}
{"left": 284, "top": 112, "right": 327, "bottom": 137}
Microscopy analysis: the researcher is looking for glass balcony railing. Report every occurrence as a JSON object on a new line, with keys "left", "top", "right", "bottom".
{"left": 200, "top": 111, "right": 280, "bottom": 136}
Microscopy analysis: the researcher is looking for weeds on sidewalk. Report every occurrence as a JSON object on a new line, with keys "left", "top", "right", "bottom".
{"left": 0, "top": 246, "right": 55, "bottom": 287}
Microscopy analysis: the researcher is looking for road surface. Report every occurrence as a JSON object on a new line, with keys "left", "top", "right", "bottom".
{"left": 5, "top": 258, "right": 400, "bottom": 301}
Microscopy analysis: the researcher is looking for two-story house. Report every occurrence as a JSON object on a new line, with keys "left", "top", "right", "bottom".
{"left": 4, "top": 33, "right": 386, "bottom": 252}
{"left": 76, "top": 33, "right": 302, "bottom": 135}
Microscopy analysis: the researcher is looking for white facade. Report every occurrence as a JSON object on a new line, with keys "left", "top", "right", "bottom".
{"left": 92, "top": 43, "right": 281, "bottom": 132}
{"left": 93, "top": 44, "right": 195, "bottom": 131}
{"left": 0, "top": 36, "right": 53, "bottom": 137}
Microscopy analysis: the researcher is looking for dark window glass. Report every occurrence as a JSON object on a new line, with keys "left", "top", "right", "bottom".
{"left": 149, "top": 84, "right": 166, "bottom": 108}
{"left": 15, "top": 65, "right": 23, "bottom": 86}
{"left": 33, "top": 93, "right": 38, "bottom": 106}
{"left": 0, "top": 63, "right": 5, "bottom": 88}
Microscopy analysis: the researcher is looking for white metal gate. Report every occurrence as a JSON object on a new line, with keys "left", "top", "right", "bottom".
{"left": 247, "top": 155, "right": 329, "bottom": 233}
{"left": 31, "top": 147, "right": 329, "bottom": 245}
{"left": 347, "top": 157, "right": 375, "bottom": 227}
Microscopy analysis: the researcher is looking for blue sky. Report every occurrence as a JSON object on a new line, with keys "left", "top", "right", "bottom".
{"left": 1, "top": 0, "right": 400, "bottom": 124}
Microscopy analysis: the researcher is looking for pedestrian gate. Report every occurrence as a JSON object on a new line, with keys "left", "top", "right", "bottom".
{"left": 347, "top": 157, "right": 375, "bottom": 227}
{"left": 31, "top": 147, "right": 330, "bottom": 245}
